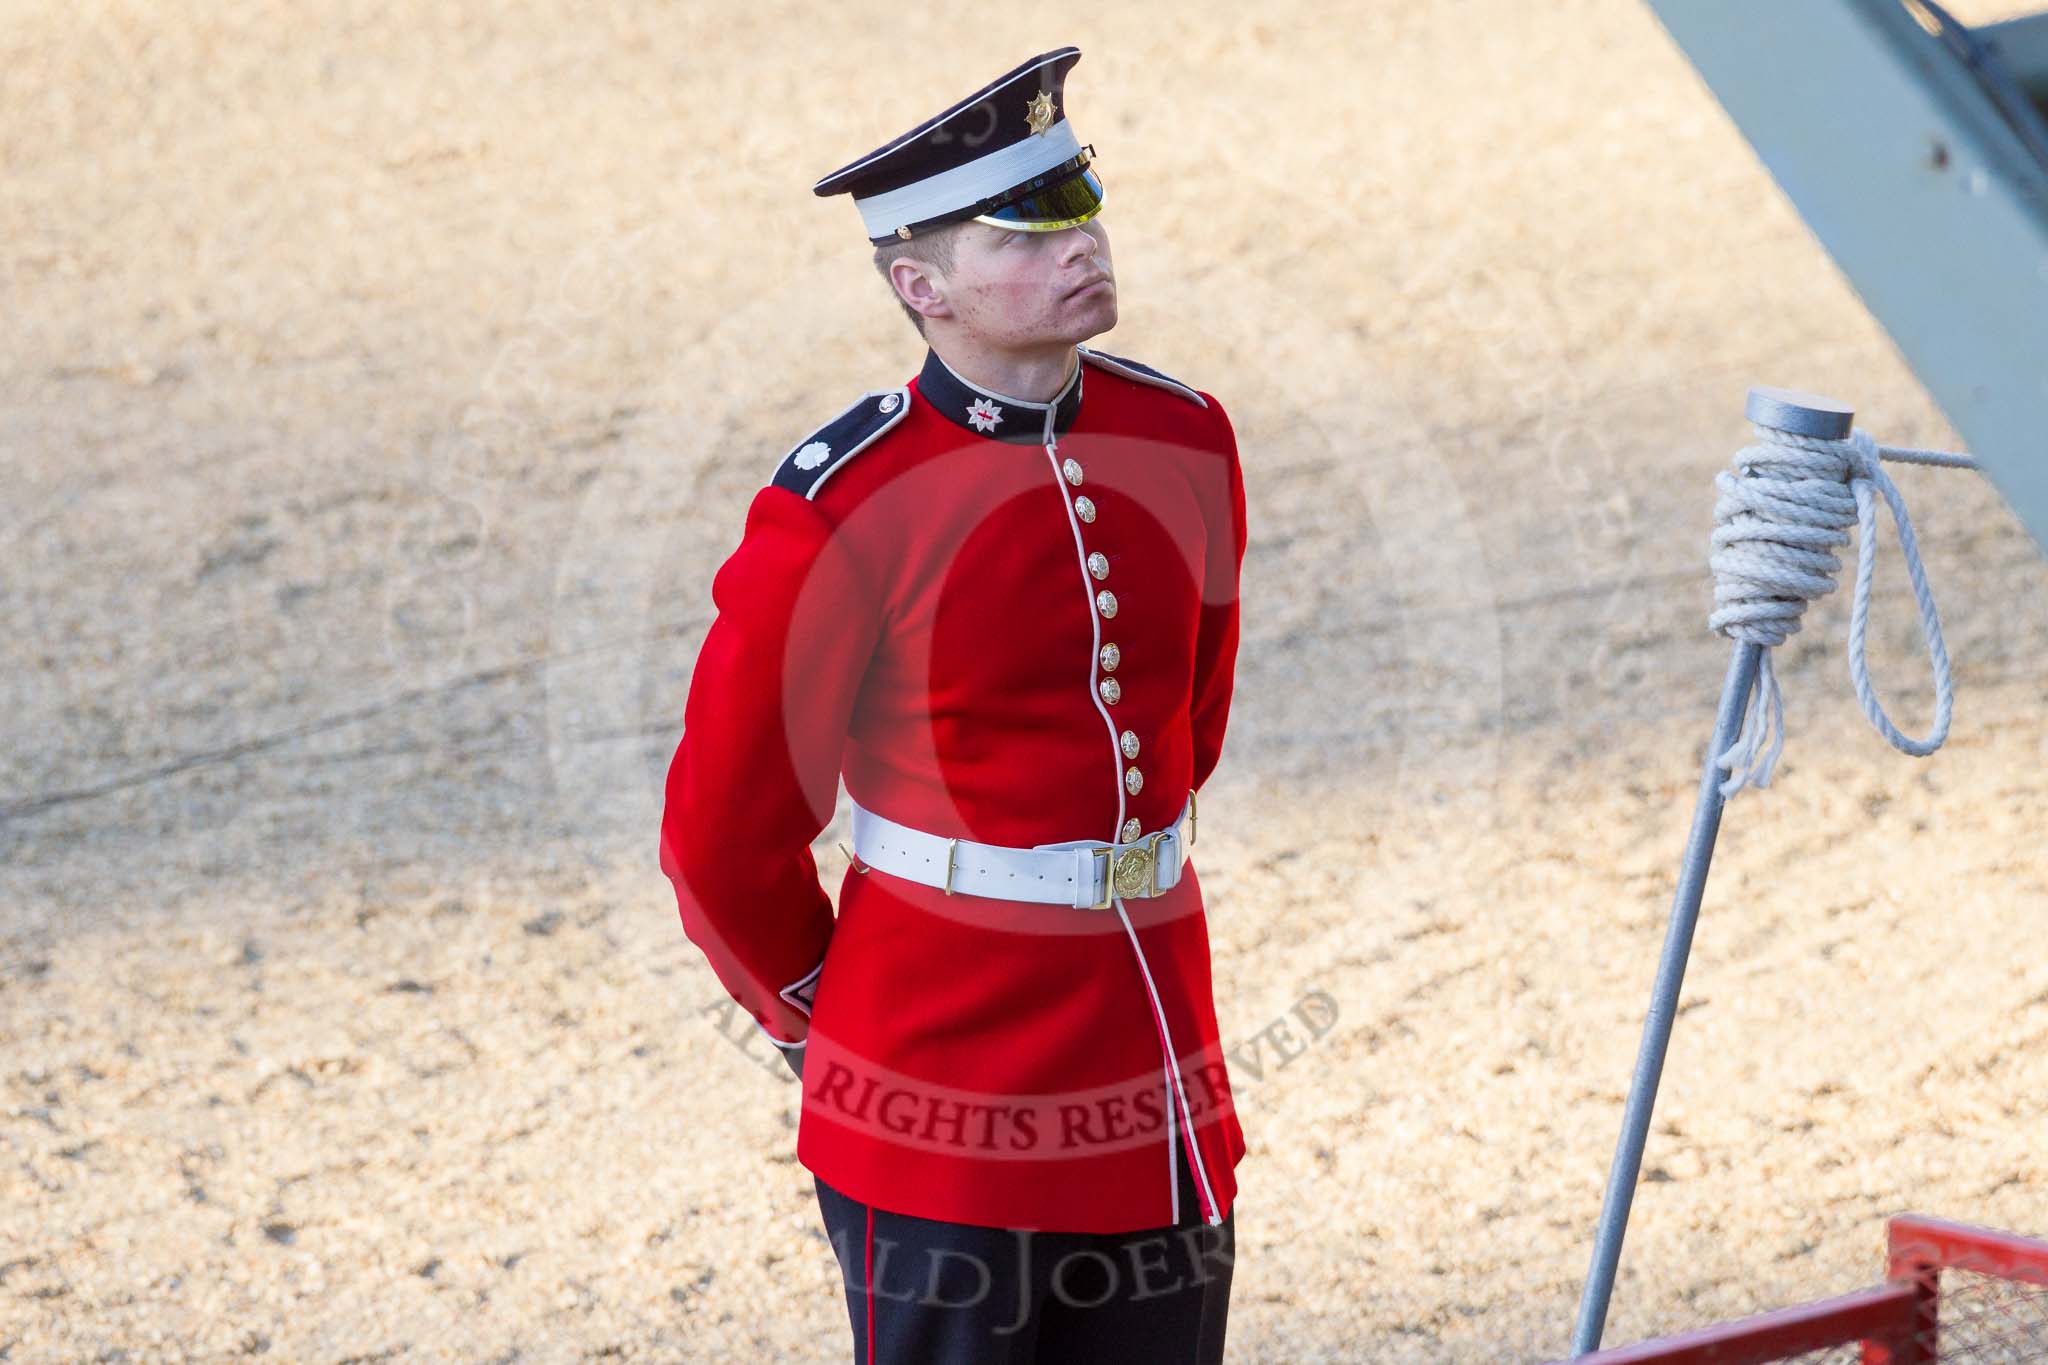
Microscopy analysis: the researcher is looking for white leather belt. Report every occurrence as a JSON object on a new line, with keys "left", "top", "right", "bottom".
{"left": 847, "top": 792, "right": 1197, "bottom": 911}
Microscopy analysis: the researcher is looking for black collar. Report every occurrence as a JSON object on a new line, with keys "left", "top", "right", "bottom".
{"left": 917, "top": 348, "right": 1084, "bottom": 445}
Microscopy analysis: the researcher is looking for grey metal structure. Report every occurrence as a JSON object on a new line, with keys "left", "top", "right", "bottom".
{"left": 1641, "top": 0, "right": 2048, "bottom": 552}
{"left": 1569, "top": 4, "right": 2048, "bottom": 1350}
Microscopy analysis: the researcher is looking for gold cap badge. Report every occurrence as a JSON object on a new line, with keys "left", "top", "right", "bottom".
{"left": 1025, "top": 91, "right": 1055, "bottom": 136}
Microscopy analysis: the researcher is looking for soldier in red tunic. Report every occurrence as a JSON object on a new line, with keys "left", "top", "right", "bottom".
{"left": 659, "top": 47, "right": 1249, "bottom": 1362}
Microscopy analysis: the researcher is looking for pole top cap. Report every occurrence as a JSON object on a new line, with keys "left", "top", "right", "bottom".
{"left": 1745, "top": 385, "right": 1855, "bottom": 439}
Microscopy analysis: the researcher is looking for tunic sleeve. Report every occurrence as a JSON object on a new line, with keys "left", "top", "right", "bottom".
{"left": 658, "top": 484, "right": 882, "bottom": 1050}
{"left": 1189, "top": 396, "right": 1247, "bottom": 796}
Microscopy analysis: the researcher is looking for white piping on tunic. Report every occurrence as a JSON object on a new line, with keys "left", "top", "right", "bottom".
{"left": 1074, "top": 346, "right": 1209, "bottom": 408}
{"left": 1109, "top": 885, "right": 1223, "bottom": 1226}
{"left": 1042, "top": 431, "right": 1223, "bottom": 1229}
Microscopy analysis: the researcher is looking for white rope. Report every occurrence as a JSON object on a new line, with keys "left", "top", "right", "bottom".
{"left": 1706, "top": 423, "right": 1978, "bottom": 799}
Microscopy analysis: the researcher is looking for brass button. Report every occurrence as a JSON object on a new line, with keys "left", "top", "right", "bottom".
{"left": 1099, "top": 677, "right": 1121, "bottom": 705}
{"left": 1098, "top": 642, "right": 1120, "bottom": 672}
{"left": 1087, "top": 551, "right": 1109, "bottom": 580}
{"left": 1120, "top": 730, "right": 1140, "bottom": 759}
{"left": 1075, "top": 495, "right": 1096, "bottom": 523}
{"left": 1120, "top": 817, "right": 1142, "bottom": 842}
{"left": 1124, "top": 766, "right": 1144, "bottom": 795}
{"left": 1095, "top": 590, "right": 1117, "bottom": 618}
{"left": 1062, "top": 458, "right": 1084, "bottom": 486}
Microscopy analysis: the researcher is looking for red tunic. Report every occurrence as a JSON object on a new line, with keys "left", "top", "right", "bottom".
{"left": 659, "top": 345, "right": 1249, "bottom": 1233}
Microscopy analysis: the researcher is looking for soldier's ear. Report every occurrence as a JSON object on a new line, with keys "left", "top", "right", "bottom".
{"left": 888, "top": 257, "right": 953, "bottom": 325}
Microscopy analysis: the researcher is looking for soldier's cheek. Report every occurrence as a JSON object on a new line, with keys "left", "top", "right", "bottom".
{"left": 975, "top": 274, "right": 1051, "bottom": 312}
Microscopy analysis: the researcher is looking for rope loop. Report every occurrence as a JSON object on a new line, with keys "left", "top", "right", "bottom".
{"left": 1706, "top": 422, "right": 1975, "bottom": 798}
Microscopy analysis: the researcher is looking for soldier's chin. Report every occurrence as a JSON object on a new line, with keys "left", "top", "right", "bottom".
{"left": 1064, "top": 291, "right": 1118, "bottom": 337}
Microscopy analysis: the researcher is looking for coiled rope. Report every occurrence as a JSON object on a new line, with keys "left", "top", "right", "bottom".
{"left": 1707, "top": 424, "right": 1978, "bottom": 798}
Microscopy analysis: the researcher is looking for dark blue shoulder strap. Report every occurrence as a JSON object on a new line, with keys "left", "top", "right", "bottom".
{"left": 1076, "top": 347, "right": 1207, "bottom": 408}
{"left": 769, "top": 387, "right": 912, "bottom": 499}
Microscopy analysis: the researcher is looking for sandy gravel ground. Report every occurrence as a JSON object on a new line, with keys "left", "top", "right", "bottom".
{"left": 4, "top": 1, "right": 2046, "bottom": 1360}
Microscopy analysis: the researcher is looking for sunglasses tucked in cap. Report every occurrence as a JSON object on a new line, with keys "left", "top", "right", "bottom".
{"left": 812, "top": 47, "right": 1104, "bottom": 244}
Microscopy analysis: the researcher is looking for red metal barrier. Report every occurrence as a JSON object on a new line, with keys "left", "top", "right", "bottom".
{"left": 1881, "top": 1214, "right": 2048, "bottom": 1365}
{"left": 1552, "top": 1214, "right": 2048, "bottom": 1365}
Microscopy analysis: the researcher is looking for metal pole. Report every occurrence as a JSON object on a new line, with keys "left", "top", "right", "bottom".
{"left": 1569, "top": 638, "right": 1760, "bottom": 1355}
{"left": 1569, "top": 387, "right": 1855, "bottom": 1356}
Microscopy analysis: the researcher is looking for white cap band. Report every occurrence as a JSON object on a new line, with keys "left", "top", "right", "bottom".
{"left": 853, "top": 120, "right": 1082, "bottom": 239}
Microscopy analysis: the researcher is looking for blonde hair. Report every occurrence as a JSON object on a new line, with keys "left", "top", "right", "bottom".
{"left": 870, "top": 220, "right": 965, "bottom": 337}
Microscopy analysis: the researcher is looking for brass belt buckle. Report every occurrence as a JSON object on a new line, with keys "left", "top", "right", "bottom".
{"left": 1087, "top": 847, "right": 1115, "bottom": 910}
{"left": 1147, "top": 830, "right": 1169, "bottom": 893}
{"left": 1111, "top": 836, "right": 1159, "bottom": 902}
{"left": 1089, "top": 829, "right": 1172, "bottom": 908}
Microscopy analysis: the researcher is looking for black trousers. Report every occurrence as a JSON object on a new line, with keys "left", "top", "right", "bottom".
{"left": 813, "top": 1143, "right": 1234, "bottom": 1364}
